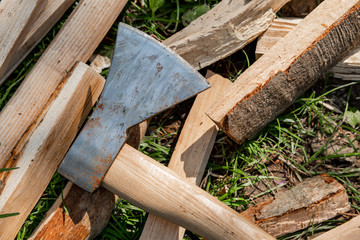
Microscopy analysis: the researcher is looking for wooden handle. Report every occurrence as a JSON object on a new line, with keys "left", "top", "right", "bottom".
{"left": 103, "top": 144, "right": 275, "bottom": 240}
{"left": 140, "top": 72, "right": 232, "bottom": 239}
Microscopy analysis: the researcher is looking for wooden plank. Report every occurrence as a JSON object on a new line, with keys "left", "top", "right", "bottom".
{"left": 28, "top": 56, "right": 130, "bottom": 240}
{"left": 163, "top": 0, "right": 290, "bottom": 70}
{"left": 240, "top": 174, "right": 351, "bottom": 237}
{"left": 103, "top": 144, "right": 275, "bottom": 240}
{"left": 207, "top": 0, "right": 360, "bottom": 144}
{"left": 0, "top": 0, "right": 127, "bottom": 172}
{"left": 0, "top": 62, "right": 105, "bottom": 240}
{"left": 312, "top": 215, "right": 360, "bottom": 240}
{"left": 256, "top": 17, "right": 360, "bottom": 81}
{"left": 28, "top": 183, "right": 115, "bottom": 240}
{"left": 0, "top": 0, "right": 45, "bottom": 84}
{"left": 140, "top": 72, "right": 232, "bottom": 240}
{"left": 1, "top": 0, "right": 76, "bottom": 84}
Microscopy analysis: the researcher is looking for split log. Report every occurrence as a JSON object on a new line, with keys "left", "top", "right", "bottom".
{"left": 0, "top": 0, "right": 45, "bottom": 84}
{"left": 0, "top": 0, "right": 127, "bottom": 175}
{"left": 240, "top": 174, "right": 351, "bottom": 237}
{"left": 140, "top": 72, "right": 232, "bottom": 240}
{"left": 0, "top": 62, "right": 105, "bottom": 240}
{"left": 207, "top": 0, "right": 360, "bottom": 144}
{"left": 27, "top": 58, "right": 115, "bottom": 240}
{"left": 256, "top": 17, "right": 360, "bottom": 81}
{"left": 164, "top": 0, "right": 290, "bottom": 70}
{"left": 28, "top": 183, "right": 115, "bottom": 240}
{"left": 312, "top": 215, "right": 360, "bottom": 240}
{"left": 1, "top": 0, "right": 76, "bottom": 84}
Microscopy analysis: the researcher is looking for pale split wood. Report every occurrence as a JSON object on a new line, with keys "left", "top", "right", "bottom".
{"left": 0, "top": 0, "right": 45, "bottom": 84}
{"left": 163, "top": 0, "right": 290, "bottom": 70}
{"left": 140, "top": 72, "right": 232, "bottom": 240}
{"left": 0, "top": 62, "right": 105, "bottom": 240}
{"left": 312, "top": 214, "right": 360, "bottom": 240}
{"left": 0, "top": 0, "right": 127, "bottom": 169}
{"left": 1, "top": 0, "right": 76, "bottom": 84}
{"left": 28, "top": 183, "right": 115, "bottom": 240}
{"left": 207, "top": 0, "right": 360, "bottom": 144}
{"left": 255, "top": 18, "right": 303, "bottom": 59}
{"left": 103, "top": 144, "right": 275, "bottom": 240}
{"left": 28, "top": 55, "right": 118, "bottom": 240}
{"left": 240, "top": 174, "right": 351, "bottom": 237}
{"left": 256, "top": 17, "right": 360, "bottom": 81}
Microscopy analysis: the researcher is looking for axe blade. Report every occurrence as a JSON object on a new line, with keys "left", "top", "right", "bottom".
{"left": 58, "top": 23, "right": 210, "bottom": 192}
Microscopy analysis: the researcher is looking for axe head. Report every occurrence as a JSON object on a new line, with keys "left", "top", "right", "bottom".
{"left": 58, "top": 23, "right": 210, "bottom": 192}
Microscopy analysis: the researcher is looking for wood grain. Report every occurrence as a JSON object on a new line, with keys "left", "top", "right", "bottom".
{"left": 241, "top": 174, "right": 350, "bottom": 237}
{"left": 256, "top": 17, "right": 360, "bottom": 81}
{"left": 164, "top": 0, "right": 290, "bottom": 70}
{"left": 312, "top": 214, "right": 360, "bottom": 240}
{"left": 0, "top": 0, "right": 45, "bottom": 84}
{"left": 28, "top": 183, "right": 115, "bottom": 240}
{"left": 1, "top": 0, "right": 76, "bottom": 84}
{"left": 140, "top": 73, "right": 232, "bottom": 240}
{"left": 0, "top": 62, "right": 105, "bottom": 240}
{"left": 207, "top": 0, "right": 360, "bottom": 144}
{"left": 103, "top": 144, "right": 275, "bottom": 240}
{"left": 0, "top": 0, "right": 126, "bottom": 171}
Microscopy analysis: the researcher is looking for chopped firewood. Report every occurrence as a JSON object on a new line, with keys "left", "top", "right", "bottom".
{"left": 240, "top": 174, "right": 351, "bottom": 237}
{"left": 0, "top": 0, "right": 76, "bottom": 84}
{"left": 0, "top": 63, "right": 105, "bottom": 240}
{"left": 256, "top": 17, "right": 360, "bottom": 81}
{"left": 207, "top": 0, "right": 360, "bottom": 144}
{"left": 0, "top": 0, "right": 45, "bottom": 85}
{"left": 164, "top": 0, "right": 290, "bottom": 70}
{"left": 29, "top": 183, "right": 115, "bottom": 240}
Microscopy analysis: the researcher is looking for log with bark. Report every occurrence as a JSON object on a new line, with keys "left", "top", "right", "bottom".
{"left": 256, "top": 17, "right": 360, "bottom": 81}
{"left": 240, "top": 174, "right": 351, "bottom": 237}
{"left": 140, "top": 72, "right": 232, "bottom": 240}
{"left": 207, "top": 0, "right": 360, "bottom": 144}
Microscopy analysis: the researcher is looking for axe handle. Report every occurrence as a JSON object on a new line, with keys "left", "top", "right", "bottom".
{"left": 102, "top": 144, "right": 275, "bottom": 240}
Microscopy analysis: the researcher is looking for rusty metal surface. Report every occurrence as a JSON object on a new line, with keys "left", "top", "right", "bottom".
{"left": 58, "top": 23, "right": 210, "bottom": 192}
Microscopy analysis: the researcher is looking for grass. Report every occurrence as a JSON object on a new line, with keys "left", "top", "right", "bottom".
{"left": 0, "top": 0, "right": 359, "bottom": 239}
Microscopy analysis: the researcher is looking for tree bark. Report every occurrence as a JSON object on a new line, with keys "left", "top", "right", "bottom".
{"left": 207, "top": 0, "right": 360, "bottom": 144}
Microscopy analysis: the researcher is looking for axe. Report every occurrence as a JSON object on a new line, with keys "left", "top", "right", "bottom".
{"left": 55, "top": 23, "right": 273, "bottom": 240}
